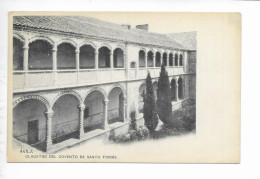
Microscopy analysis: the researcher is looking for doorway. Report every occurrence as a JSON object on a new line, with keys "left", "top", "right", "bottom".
{"left": 28, "top": 120, "right": 39, "bottom": 144}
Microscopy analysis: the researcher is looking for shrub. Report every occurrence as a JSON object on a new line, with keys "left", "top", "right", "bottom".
{"left": 109, "top": 126, "right": 150, "bottom": 143}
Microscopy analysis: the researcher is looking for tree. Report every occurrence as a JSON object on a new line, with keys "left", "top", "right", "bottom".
{"left": 157, "top": 64, "right": 173, "bottom": 127}
{"left": 143, "top": 72, "right": 158, "bottom": 134}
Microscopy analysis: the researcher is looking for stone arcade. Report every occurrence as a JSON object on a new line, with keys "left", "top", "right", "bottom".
{"left": 12, "top": 16, "right": 196, "bottom": 153}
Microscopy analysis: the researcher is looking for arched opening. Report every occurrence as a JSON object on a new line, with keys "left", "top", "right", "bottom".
{"left": 147, "top": 51, "right": 154, "bottom": 67}
{"left": 163, "top": 52, "right": 167, "bottom": 66}
{"left": 52, "top": 94, "right": 80, "bottom": 144}
{"left": 153, "top": 81, "right": 158, "bottom": 100}
{"left": 57, "top": 43, "right": 76, "bottom": 69}
{"left": 84, "top": 90, "right": 105, "bottom": 132}
{"left": 108, "top": 87, "right": 124, "bottom": 124}
{"left": 80, "top": 45, "right": 95, "bottom": 69}
{"left": 13, "top": 99, "right": 47, "bottom": 149}
{"left": 169, "top": 53, "right": 173, "bottom": 66}
{"left": 171, "top": 79, "right": 177, "bottom": 101}
{"left": 139, "top": 50, "right": 146, "bottom": 67}
{"left": 98, "top": 46, "right": 110, "bottom": 68}
{"left": 138, "top": 83, "right": 146, "bottom": 113}
{"left": 175, "top": 54, "right": 179, "bottom": 66}
{"left": 155, "top": 52, "right": 161, "bottom": 67}
{"left": 178, "top": 78, "right": 183, "bottom": 99}
{"left": 179, "top": 54, "right": 183, "bottom": 66}
{"left": 28, "top": 40, "right": 52, "bottom": 70}
{"left": 13, "top": 37, "right": 24, "bottom": 70}
{"left": 113, "top": 48, "right": 124, "bottom": 68}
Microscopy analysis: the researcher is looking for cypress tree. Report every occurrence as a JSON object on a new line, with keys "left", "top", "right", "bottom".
{"left": 143, "top": 72, "right": 158, "bottom": 133}
{"left": 157, "top": 64, "right": 173, "bottom": 127}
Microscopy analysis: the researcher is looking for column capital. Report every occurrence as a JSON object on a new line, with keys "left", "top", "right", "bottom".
{"left": 78, "top": 103, "right": 85, "bottom": 109}
{"left": 23, "top": 46, "right": 29, "bottom": 50}
{"left": 23, "top": 40, "right": 29, "bottom": 49}
{"left": 52, "top": 48, "right": 57, "bottom": 52}
{"left": 75, "top": 50, "right": 80, "bottom": 54}
{"left": 45, "top": 110, "right": 54, "bottom": 118}
{"left": 103, "top": 99, "right": 109, "bottom": 105}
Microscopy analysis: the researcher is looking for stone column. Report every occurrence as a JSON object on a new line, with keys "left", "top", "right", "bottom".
{"left": 23, "top": 43, "right": 29, "bottom": 89}
{"left": 95, "top": 49, "right": 99, "bottom": 69}
{"left": 45, "top": 110, "right": 54, "bottom": 152}
{"left": 153, "top": 54, "right": 155, "bottom": 67}
{"left": 167, "top": 54, "right": 170, "bottom": 67}
{"left": 75, "top": 49, "right": 80, "bottom": 70}
{"left": 110, "top": 51, "right": 113, "bottom": 69}
{"left": 184, "top": 51, "right": 188, "bottom": 72}
{"left": 103, "top": 99, "right": 109, "bottom": 129}
{"left": 160, "top": 54, "right": 163, "bottom": 67}
{"left": 52, "top": 47, "right": 57, "bottom": 86}
{"left": 52, "top": 47, "right": 57, "bottom": 70}
{"left": 23, "top": 45, "right": 29, "bottom": 71}
{"left": 122, "top": 96, "right": 126, "bottom": 122}
{"left": 75, "top": 48, "right": 80, "bottom": 84}
{"left": 182, "top": 77, "right": 186, "bottom": 99}
{"left": 175, "top": 77, "right": 179, "bottom": 101}
{"left": 185, "top": 76, "right": 190, "bottom": 99}
{"left": 78, "top": 103, "right": 85, "bottom": 139}
{"left": 145, "top": 53, "right": 147, "bottom": 68}
{"left": 95, "top": 49, "right": 99, "bottom": 82}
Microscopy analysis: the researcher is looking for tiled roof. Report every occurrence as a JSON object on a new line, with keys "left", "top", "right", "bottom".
{"left": 13, "top": 16, "right": 193, "bottom": 50}
{"left": 167, "top": 31, "right": 197, "bottom": 50}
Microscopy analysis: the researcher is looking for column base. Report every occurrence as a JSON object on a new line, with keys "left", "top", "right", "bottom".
{"left": 45, "top": 141, "right": 53, "bottom": 153}
{"left": 103, "top": 122, "right": 109, "bottom": 130}
{"left": 78, "top": 131, "right": 84, "bottom": 139}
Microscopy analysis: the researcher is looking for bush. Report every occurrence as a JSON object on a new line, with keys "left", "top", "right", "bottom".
{"left": 171, "top": 105, "right": 196, "bottom": 132}
{"left": 130, "top": 111, "right": 137, "bottom": 130}
{"left": 109, "top": 126, "right": 150, "bottom": 143}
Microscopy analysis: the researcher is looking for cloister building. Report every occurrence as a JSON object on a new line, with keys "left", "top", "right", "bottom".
{"left": 12, "top": 16, "right": 196, "bottom": 153}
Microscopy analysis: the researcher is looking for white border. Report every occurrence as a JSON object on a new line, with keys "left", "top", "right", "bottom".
{"left": 1, "top": 0, "right": 260, "bottom": 179}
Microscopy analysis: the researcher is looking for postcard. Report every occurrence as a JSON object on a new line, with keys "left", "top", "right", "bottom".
{"left": 8, "top": 12, "right": 240, "bottom": 163}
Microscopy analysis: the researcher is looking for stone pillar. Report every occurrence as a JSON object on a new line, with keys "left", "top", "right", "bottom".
{"left": 110, "top": 51, "right": 113, "bottom": 69}
{"left": 78, "top": 103, "right": 85, "bottom": 139}
{"left": 75, "top": 49, "right": 80, "bottom": 70}
{"left": 95, "top": 49, "right": 99, "bottom": 82}
{"left": 52, "top": 47, "right": 57, "bottom": 70}
{"left": 124, "top": 48, "right": 130, "bottom": 79}
{"left": 52, "top": 47, "right": 57, "bottom": 86}
{"left": 23, "top": 45, "right": 29, "bottom": 71}
{"left": 75, "top": 48, "right": 80, "bottom": 84}
{"left": 184, "top": 51, "right": 188, "bottom": 72}
{"left": 45, "top": 110, "right": 54, "bottom": 152}
{"left": 123, "top": 96, "right": 126, "bottom": 122}
{"left": 23, "top": 43, "right": 29, "bottom": 89}
{"left": 175, "top": 77, "right": 179, "bottom": 101}
{"left": 145, "top": 53, "right": 147, "bottom": 68}
{"left": 182, "top": 77, "right": 186, "bottom": 99}
{"left": 160, "top": 54, "right": 163, "bottom": 67}
{"left": 95, "top": 49, "right": 98, "bottom": 69}
{"left": 185, "top": 76, "right": 190, "bottom": 99}
{"left": 167, "top": 54, "right": 170, "bottom": 67}
{"left": 103, "top": 99, "right": 109, "bottom": 129}
{"left": 153, "top": 54, "right": 155, "bottom": 67}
